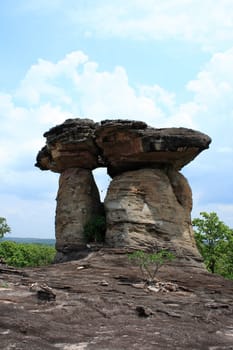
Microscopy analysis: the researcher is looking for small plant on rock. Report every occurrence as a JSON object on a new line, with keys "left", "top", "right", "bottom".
{"left": 83, "top": 215, "right": 106, "bottom": 244}
{"left": 128, "top": 249, "right": 175, "bottom": 284}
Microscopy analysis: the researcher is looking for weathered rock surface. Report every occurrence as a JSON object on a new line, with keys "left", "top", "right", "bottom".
{"left": 35, "top": 118, "right": 101, "bottom": 172}
{"left": 95, "top": 119, "right": 211, "bottom": 177}
{"left": 55, "top": 168, "right": 102, "bottom": 262}
{"left": 104, "top": 168, "right": 201, "bottom": 264}
{"left": 36, "top": 118, "right": 211, "bottom": 176}
{"left": 0, "top": 253, "right": 233, "bottom": 350}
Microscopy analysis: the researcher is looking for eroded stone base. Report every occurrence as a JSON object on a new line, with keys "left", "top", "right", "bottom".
{"left": 104, "top": 168, "right": 202, "bottom": 262}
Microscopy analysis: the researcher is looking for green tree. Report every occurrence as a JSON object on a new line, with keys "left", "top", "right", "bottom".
{"left": 0, "top": 217, "right": 11, "bottom": 238}
{"left": 192, "top": 212, "right": 233, "bottom": 278}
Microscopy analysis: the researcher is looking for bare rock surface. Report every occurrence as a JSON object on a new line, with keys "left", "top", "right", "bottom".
{"left": 95, "top": 119, "right": 211, "bottom": 177}
{"left": 36, "top": 118, "right": 211, "bottom": 176}
{"left": 35, "top": 119, "right": 100, "bottom": 172}
{"left": 55, "top": 168, "right": 102, "bottom": 262}
{"left": 0, "top": 252, "right": 233, "bottom": 350}
{"left": 104, "top": 168, "right": 201, "bottom": 264}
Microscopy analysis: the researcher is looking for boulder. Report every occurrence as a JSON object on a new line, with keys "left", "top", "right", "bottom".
{"left": 104, "top": 168, "right": 202, "bottom": 263}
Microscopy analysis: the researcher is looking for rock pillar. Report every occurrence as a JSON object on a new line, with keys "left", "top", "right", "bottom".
{"left": 104, "top": 168, "right": 200, "bottom": 261}
{"left": 35, "top": 118, "right": 103, "bottom": 262}
{"left": 55, "top": 168, "right": 102, "bottom": 262}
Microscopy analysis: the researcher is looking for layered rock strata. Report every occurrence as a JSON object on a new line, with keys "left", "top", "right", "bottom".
{"left": 36, "top": 118, "right": 211, "bottom": 264}
{"left": 95, "top": 119, "right": 210, "bottom": 177}
{"left": 36, "top": 118, "right": 101, "bottom": 172}
{"left": 55, "top": 168, "right": 102, "bottom": 262}
{"left": 104, "top": 168, "right": 198, "bottom": 262}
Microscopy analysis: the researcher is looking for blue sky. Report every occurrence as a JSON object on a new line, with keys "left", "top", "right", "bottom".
{"left": 0, "top": 0, "right": 233, "bottom": 238}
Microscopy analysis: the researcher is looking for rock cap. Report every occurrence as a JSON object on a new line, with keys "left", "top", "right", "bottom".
{"left": 95, "top": 119, "right": 211, "bottom": 176}
{"left": 36, "top": 118, "right": 211, "bottom": 175}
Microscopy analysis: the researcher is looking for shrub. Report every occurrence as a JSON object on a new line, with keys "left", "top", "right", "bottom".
{"left": 0, "top": 241, "right": 55, "bottom": 267}
{"left": 128, "top": 250, "right": 175, "bottom": 283}
{"left": 0, "top": 217, "right": 11, "bottom": 238}
{"left": 83, "top": 215, "right": 106, "bottom": 243}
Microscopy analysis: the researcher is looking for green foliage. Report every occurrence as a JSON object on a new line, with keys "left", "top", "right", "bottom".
{"left": 0, "top": 217, "right": 11, "bottom": 238}
{"left": 193, "top": 212, "right": 233, "bottom": 279}
{"left": 0, "top": 241, "right": 55, "bottom": 267}
{"left": 128, "top": 250, "right": 175, "bottom": 283}
{"left": 83, "top": 215, "right": 106, "bottom": 243}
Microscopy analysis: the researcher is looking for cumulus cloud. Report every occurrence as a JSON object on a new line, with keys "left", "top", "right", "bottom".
{"left": 181, "top": 47, "right": 233, "bottom": 224}
{"left": 16, "top": 51, "right": 88, "bottom": 105}
{"left": 14, "top": 51, "right": 180, "bottom": 126}
{"left": 182, "top": 48, "right": 233, "bottom": 145}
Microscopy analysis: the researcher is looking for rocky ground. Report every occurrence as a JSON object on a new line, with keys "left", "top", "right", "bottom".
{"left": 0, "top": 250, "right": 233, "bottom": 350}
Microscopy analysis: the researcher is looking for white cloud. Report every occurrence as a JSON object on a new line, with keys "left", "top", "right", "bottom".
{"left": 18, "top": 0, "right": 233, "bottom": 51}
{"left": 16, "top": 51, "right": 88, "bottom": 105}
{"left": 182, "top": 48, "right": 233, "bottom": 141}
{"left": 72, "top": 64, "right": 166, "bottom": 123}
{"left": 187, "top": 49, "right": 233, "bottom": 105}
{"left": 14, "top": 52, "right": 176, "bottom": 125}
{"left": 35, "top": 103, "right": 73, "bottom": 125}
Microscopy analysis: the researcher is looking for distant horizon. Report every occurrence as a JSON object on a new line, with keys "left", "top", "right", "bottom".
{"left": 2, "top": 236, "right": 55, "bottom": 240}
{"left": 1, "top": 236, "right": 55, "bottom": 245}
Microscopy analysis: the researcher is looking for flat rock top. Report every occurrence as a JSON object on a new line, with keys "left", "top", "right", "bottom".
{"left": 0, "top": 251, "right": 232, "bottom": 350}
{"left": 44, "top": 118, "right": 97, "bottom": 145}
{"left": 36, "top": 118, "right": 211, "bottom": 175}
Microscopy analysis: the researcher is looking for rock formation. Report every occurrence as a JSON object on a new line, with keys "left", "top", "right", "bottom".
{"left": 36, "top": 118, "right": 211, "bottom": 264}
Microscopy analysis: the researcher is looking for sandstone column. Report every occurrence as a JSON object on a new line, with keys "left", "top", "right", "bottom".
{"left": 104, "top": 168, "right": 198, "bottom": 260}
{"left": 55, "top": 168, "right": 102, "bottom": 261}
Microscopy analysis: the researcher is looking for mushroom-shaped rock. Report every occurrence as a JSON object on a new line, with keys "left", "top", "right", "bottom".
{"left": 35, "top": 117, "right": 211, "bottom": 266}
{"left": 95, "top": 119, "right": 211, "bottom": 177}
{"left": 35, "top": 118, "right": 101, "bottom": 172}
